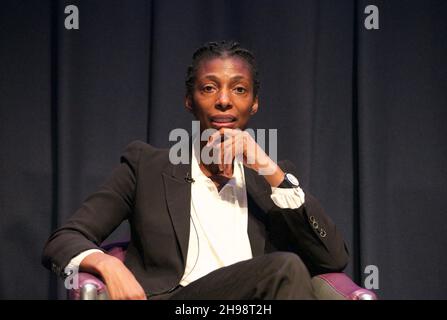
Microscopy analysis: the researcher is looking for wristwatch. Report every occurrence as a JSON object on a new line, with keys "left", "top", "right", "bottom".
{"left": 277, "top": 173, "right": 300, "bottom": 188}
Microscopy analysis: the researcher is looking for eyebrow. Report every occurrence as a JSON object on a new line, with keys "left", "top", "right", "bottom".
{"left": 201, "top": 74, "right": 249, "bottom": 82}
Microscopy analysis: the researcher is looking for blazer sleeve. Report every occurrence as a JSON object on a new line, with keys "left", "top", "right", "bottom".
{"left": 41, "top": 141, "right": 144, "bottom": 277}
{"left": 266, "top": 160, "right": 350, "bottom": 276}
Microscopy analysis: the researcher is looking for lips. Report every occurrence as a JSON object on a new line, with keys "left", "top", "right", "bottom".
{"left": 210, "top": 115, "right": 237, "bottom": 123}
{"left": 209, "top": 115, "right": 237, "bottom": 129}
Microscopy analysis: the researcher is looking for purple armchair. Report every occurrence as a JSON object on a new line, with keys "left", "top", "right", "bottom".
{"left": 68, "top": 241, "right": 377, "bottom": 300}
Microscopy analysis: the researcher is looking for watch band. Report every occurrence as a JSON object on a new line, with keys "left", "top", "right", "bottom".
{"left": 277, "top": 173, "right": 300, "bottom": 188}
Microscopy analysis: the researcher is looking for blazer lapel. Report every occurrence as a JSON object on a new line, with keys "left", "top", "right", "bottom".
{"left": 244, "top": 167, "right": 274, "bottom": 257}
{"left": 162, "top": 161, "right": 192, "bottom": 266}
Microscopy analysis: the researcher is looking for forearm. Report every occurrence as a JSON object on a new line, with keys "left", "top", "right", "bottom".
{"left": 261, "top": 162, "right": 285, "bottom": 187}
{"left": 268, "top": 193, "right": 349, "bottom": 275}
{"left": 42, "top": 228, "right": 106, "bottom": 277}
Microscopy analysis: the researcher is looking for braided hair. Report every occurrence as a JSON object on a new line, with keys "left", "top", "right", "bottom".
{"left": 185, "top": 40, "right": 260, "bottom": 97}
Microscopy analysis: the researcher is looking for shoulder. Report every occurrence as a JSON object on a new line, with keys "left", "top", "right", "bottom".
{"left": 123, "top": 140, "right": 167, "bottom": 155}
{"left": 120, "top": 140, "right": 170, "bottom": 167}
{"left": 125, "top": 140, "right": 164, "bottom": 153}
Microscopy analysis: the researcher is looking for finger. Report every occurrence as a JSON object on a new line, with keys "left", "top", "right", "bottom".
{"left": 205, "top": 130, "right": 217, "bottom": 148}
{"left": 222, "top": 137, "right": 242, "bottom": 176}
{"left": 137, "top": 292, "right": 147, "bottom": 300}
{"left": 221, "top": 136, "right": 237, "bottom": 161}
{"left": 227, "top": 134, "right": 247, "bottom": 159}
{"left": 215, "top": 132, "right": 245, "bottom": 174}
{"left": 221, "top": 137, "right": 232, "bottom": 174}
{"left": 207, "top": 128, "right": 241, "bottom": 147}
{"left": 211, "top": 140, "right": 224, "bottom": 172}
{"left": 213, "top": 139, "right": 230, "bottom": 175}
{"left": 207, "top": 129, "right": 226, "bottom": 147}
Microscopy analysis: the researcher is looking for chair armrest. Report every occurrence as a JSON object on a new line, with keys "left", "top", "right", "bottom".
{"left": 66, "top": 242, "right": 128, "bottom": 300}
{"left": 101, "top": 241, "right": 128, "bottom": 261}
{"left": 311, "top": 273, "right": 378, "bottom": 300}
{"left": 67, "top": 272, "right": 109, "bottom": 300}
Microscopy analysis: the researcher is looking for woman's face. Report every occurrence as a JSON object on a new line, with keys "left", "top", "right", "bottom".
{"left": 186, "top": 56, "right": 258, "bottom": 132}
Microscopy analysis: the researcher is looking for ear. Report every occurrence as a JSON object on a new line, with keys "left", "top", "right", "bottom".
{"left": 250, "top": 96, "right": 259, "bottom": 115}
{"left": 185, "top": 95, "right": 193, "bottom": 113}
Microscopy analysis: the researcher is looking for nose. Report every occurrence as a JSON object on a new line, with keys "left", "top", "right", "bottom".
{"left": 215, "top": 89, "right": 232, "bottom": 111}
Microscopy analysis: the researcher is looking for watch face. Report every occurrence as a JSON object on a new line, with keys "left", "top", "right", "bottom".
{"left": 285, "top": 173, "right": 299, "bottom": 187}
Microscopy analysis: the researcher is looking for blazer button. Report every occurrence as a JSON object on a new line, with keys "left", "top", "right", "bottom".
{"left": 319, "top": 228, "right": 327, "bottom": 238}
{"left": 309, "top": 216, "right": 318, "bottom": 229}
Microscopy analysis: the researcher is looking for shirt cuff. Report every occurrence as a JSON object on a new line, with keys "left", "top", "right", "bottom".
{"left": 270, "top": 186, "right": 305, "bottom": 209}
{"left": 64, "top": 249, "right": 104, "bottom": 275}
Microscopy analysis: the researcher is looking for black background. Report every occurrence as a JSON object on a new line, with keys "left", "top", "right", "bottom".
{"left": 1, "top": 0, "right": 446, "bottom": 299}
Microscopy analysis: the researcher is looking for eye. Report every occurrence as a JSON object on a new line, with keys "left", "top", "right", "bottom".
{"left": 202, "top": 85, "right": 217, "bottom": 93}
{"left": 233, "top": 86, "right": 247, "bottom": 94}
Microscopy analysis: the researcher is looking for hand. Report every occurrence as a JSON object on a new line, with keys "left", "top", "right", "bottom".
{"left": 206, "top": 128, "right": 285, "bottom": 186}
{"left": 80, "top": 252, "right": 147, "bottom": 300}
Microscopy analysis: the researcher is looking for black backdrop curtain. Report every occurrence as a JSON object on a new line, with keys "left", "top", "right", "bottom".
{"left": 1, "top": 0, "right": 446, "bottom": 299}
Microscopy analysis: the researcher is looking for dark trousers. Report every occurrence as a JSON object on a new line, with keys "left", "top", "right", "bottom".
{"left": 148, "top": 252, "right": 316, "bottom": 300}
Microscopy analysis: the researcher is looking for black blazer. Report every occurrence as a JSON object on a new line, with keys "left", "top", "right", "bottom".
{"left": 42, "top": 140, "right": 349, "bottom": 295}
